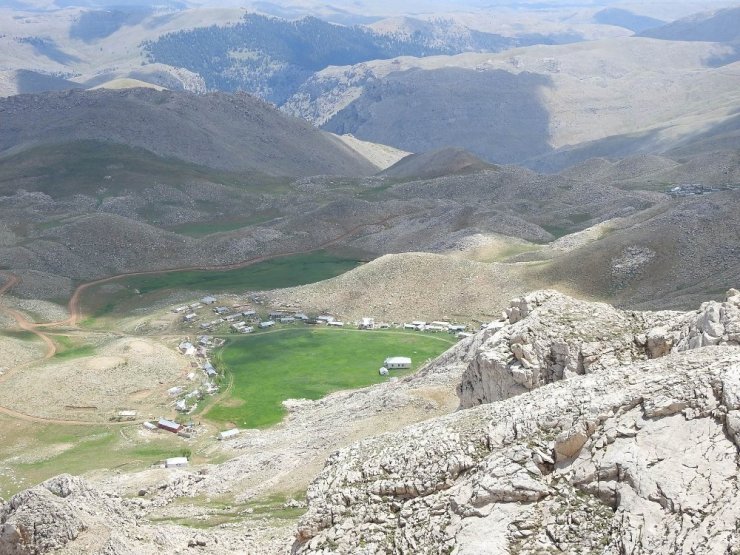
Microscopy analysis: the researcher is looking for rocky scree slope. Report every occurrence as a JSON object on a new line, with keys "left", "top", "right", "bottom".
{"left": 295, "top": 289, "right": 740, "bottom": 553}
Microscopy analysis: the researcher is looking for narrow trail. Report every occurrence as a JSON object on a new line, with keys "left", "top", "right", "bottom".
{"left": 0, "top": 215, "right": 401, "bottom": 426}
{"left": 0, "top": 273, "right": 90, "bottom": 426}
{"left": 53, "top": 214, "right": 400, "bottom": 328}
{"left": 0, "top": 404, "right": 95, "bottom": 426}
{"left": 0, "top": 273, "right": 57, "bottom": 364}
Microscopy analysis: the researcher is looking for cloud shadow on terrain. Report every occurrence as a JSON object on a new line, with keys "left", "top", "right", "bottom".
{"left": 15, "top": 70, "right": 84, "bottom": 95}
{"left": 321, "top": 67, "right": 554, "bottom": 165}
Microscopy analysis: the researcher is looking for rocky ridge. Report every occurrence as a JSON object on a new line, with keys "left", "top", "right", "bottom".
{"left": 2, "top": 290, "right": 740, "bottom": 554}
{"left": 295, "top": 290, "right": 740, "bottom": 553}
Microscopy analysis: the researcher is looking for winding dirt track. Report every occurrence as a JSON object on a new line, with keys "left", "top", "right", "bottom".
{"left": 0, "top": 274, "right": 56, "bottom": 361}
{"left": 55, "top": 214, "right": 400, "bottom": 327}
{"left": 0, "top": 215, "right": 400, "bottom": 425}
{"left": 0, "top": 273, "right": 95, "bottom": 425}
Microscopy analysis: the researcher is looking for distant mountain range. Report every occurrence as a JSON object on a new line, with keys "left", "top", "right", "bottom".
{"left": 284, "top": 36, "right": 740, "bottom": 168}
{"left": 0, "top": 4, "right": 645, "bottom": 100}
{"left": 141, "top": 13, "right": 578, "bottom": 104}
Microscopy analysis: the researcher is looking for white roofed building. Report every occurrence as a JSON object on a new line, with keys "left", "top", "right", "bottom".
{"left": 384, "top": 356, "right": 412, "bottom": 369}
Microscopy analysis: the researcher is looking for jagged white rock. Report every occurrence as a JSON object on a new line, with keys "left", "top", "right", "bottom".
{"left": 294, "top": 290, "right": 740, "bottom": 554}
{"left": 3, "top": 290, "right": 740, "bottom": 554}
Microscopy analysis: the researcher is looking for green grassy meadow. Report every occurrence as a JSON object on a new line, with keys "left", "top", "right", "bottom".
{"left": 81, "top": 250, "right": 363, "bottom": 321}
{"left": 0, "top": 416, "right": 192, "bottom": 498}
{"left": 52, "top": 335, "right": 96, "bottom": 359}
{"left": 204, "top": 328, "right": 456, "bottom": 428}
{"left": 125, "top": 251, "right": 361, "bottom": 294}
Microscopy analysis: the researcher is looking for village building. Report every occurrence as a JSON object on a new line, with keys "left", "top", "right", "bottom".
{"left": 327, "top": 321, "right": 344, "bottom": 327}
{"left": 294, "top": 313, "right": 309, "bottom": 320}
{"left": 173, "top": 306, "right": 188, "bottom": 313}
{"left": 178, "top": 341, "right": 196, "bottom": 355}
{"left": 279, "top": 317, "right": 296, "bottom": 324}
{"left": 259, "top": 320, "right": 276, "bottom": 329}
{"left": 189, "top": 303, "right": 203, "bottom": 310}
{"left": 425, "top": 324, "right": 445, "bottom": 332}
{"left": 219, "top": 429, "right": 240, "bottom": 440}
{"left": 175, "top": 399, "right": 188, "bottom": 412}
{"left": 269, "top": 311, "right": 287, "bottom": 319}
{"left": 379, "top": 366, "right": 389, "bottom": 376}
{"left": 165, "top": 457, "right": 188, "bottom": 468}
{"left": 384, "top": 356, "right": 412, "bottom": 370}
{"left": 240, "top": 326, "right": 255, "bottom": 334}
{"left": 317, "top": 315, "right": 335, "bottom": 323}
{"left": 214, "top": 306, "right": 231, "bottom": 315}
{"left": 142, "top": 421, "right": 157, "bottom": 431}
{"left": 359, "top": 317, "right": 375, "bottom": 330}
{"left": 203, "top": 362, "right": 217, "bottom": 377}
{"left": 242, "top": 310, "right": 257, "bottom": 318}
{"left": 201, "top": 296, "right": 217, "bottom": 305}
{"left": 448, "top": 324, "right": 467, "bottom": 332}
{"left": 183, "top": 313, "right": 197, "bottom": 323}
{"left": 197, "top": 335, "right": 212, "bottom": 346}
{"left": 157, "top": 418, "right": 182, "bottom": 434}
{"left": 117, "top": 410, "right": 137, "bottom": 421}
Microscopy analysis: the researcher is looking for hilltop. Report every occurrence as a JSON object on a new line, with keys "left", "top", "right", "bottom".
{"left": 0, "top": 88, "right": 377, "bottom": 177}
{"left": 381, "top": 148, "right": 495, "bottom": 180}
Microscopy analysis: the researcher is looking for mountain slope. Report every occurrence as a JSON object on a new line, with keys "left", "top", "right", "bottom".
{"left": 539, "top": 190, "right": 740, "bottom": 310}
{"left": 0, "top": 88, "right": 378, "bottom": 176}
{"left": 381, "top": 148, "right": 496, "bottom": 180}
{"left": 141, "top": 13, "right": 555, "bottom": 104}
{"left": 530, "top": 109, "right": 740, "bottom": 172}
{"left": 639, "top": 7, "right": 740, "bottom": 42}
{"left": 592, "top": 8, "right": 665, "bottom": 34}
{"left": 284, "top": 37, "right": 740, "bottom": 167}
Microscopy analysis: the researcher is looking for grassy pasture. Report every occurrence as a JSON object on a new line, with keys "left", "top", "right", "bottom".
{"left": 0, "top": 416, "right": 193, "bottom": 498}
{"left": 204, "top": 328, "right": 456, "bottom": 428}
{"left": 80, "top": 250, "right": 363, "bottom": 322}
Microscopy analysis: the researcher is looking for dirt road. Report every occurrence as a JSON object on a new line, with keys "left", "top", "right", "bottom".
{"left": 59, "top": 213, "right": 402, "bottom": 327}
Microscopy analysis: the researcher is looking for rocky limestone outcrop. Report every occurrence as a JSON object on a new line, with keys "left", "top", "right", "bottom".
{"left": 294, "top": 290, "right": 740, "bottom": 554}
{"left": 457, "top": 289, "right": 740, "bottom": 408}
{"left": 0, "top": 473, "right": 260, "bottom": 554}
{"left": 641, "top": 288, "right": 740, "bottom": 355}
{"left": 294, "top": 347, "right": 740, "bottom": 554}
{"left": 0, "top": 475, "right": 129, "bottom": 555}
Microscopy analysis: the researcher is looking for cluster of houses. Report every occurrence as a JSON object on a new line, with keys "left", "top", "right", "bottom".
{"left": 171, "top": 335, "right": 225, "bottom": 415}
{"left": 175, "top": 294, "right": 475, "bottom": 340}
{"left": 402, "top": 320, "right": 470, "bottom": 338}
{"left": 667, "top": 184, "right": 732, "bottom": 197}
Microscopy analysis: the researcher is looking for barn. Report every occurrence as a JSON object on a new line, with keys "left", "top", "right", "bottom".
{"left": 157, "top": 418, "right": 182, "bottom": 434}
